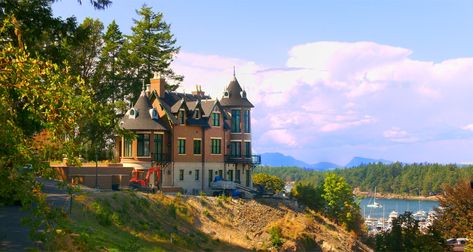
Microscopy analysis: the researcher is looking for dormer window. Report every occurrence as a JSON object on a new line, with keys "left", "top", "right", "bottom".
{"left": 224, "top": 91, "right": 229, "bottom": 98}
{"left": 194, "top": 110, "right": 201, "bottom": 119}
{"left": 149, "top": 108, "right": 158, "bottom": 120}
{"left": 129, "top": 108, "right": 137, "bottom": 119}
{"left": 178, "top": 109, "right": 185, "bottom": 125}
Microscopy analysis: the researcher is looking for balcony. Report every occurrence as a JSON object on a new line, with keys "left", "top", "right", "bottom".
{"left": 225, "top": 154, "right": 261, "bottom": 165}
{"left": 152, "top": 153, "right": 170, "bottom": 164}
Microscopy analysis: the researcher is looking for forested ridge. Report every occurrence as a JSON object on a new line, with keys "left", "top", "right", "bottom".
{"left": 255, "top": 163, "right": 473, "bottom": 196}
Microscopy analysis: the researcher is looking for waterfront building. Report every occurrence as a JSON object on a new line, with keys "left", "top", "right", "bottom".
{"left": 116, "top": 73, "right": 261, "bottom": 194}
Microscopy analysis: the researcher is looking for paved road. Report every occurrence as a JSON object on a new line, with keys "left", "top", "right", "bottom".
{"left": 0, "top": 206, "right": 34, "bottom": 251}
{"left": 0, "top": 178, "right": 69, "bottom": 251}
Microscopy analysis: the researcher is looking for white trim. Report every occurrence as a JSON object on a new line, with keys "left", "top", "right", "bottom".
{"left": 178, "top": 137, "right": 186, "bottom": 140}
{"left": 244, "top": 140, "right": 251, "bottom": 142}
{"left": 230, "top": 132, "right": 242, "bottom": 135}
{"left": 230, "top": 139, "right": 242, "bottom": 142}
{"left": 193, "top": 138, "right": 202, "bottom": 140}
{"left": 210, "top": 137, "right": 222, "bottom": 140}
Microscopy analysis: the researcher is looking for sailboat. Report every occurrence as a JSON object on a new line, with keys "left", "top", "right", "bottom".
{"left": 413, "top": 192, "right": 426, "bottom": 219}
{"left": 367, "top": 187, "right": 383, "bottom": 208}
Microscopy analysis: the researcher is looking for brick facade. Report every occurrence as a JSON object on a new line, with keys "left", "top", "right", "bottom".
{"left": 117, "top": 74, "right": 260, "bottom": 194}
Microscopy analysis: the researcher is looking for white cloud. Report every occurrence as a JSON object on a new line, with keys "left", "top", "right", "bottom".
{"left": 462, "top": 124, "right": 473, "bottom": 132}
{"left": 383, "top": 127, "right": 418, "bottom": 143}
{"left": 259, "top": 129, "right": 297, "bottom": 147}
{"left": 171, "top": 41, "right": 473, "bottom": 162}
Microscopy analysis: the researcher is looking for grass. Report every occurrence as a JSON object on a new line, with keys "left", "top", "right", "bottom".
{"left": 57, "top": 191, "right": 242, "bottom": 251}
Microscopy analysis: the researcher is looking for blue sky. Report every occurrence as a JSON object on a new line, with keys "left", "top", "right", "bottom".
{"left": 53, "top": 1, "right": 473, "bottom": 165}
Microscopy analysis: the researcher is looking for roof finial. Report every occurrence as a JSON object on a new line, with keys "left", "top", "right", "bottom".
{"left": 233, "top": 66, "right": 236, "bottom": 77}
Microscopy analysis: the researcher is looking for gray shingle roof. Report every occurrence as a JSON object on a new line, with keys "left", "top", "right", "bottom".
{"left": 220, "top": 77, "right": 254, "bottom": 108}
{"left": 120, "top": 91, "right": 168, "bottom": 131}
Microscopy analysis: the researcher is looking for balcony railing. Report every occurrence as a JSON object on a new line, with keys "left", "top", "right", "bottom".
{"left": 152, "top": 153, "right": 170, "bottom": 163}
{"left": 225, "top": 154, "right": 261, "bottom": 165}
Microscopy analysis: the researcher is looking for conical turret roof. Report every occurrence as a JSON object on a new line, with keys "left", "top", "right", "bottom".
{"left": 220, "top": 76, "right": 253, "bottom": 108}
{"left": 120, "top": 91, "right": 168, "bottom": 130}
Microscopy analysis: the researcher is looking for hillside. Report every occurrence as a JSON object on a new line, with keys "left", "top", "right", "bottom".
{"left": 57, "top": 191, "right": 371, "bottom": 251}
{"left": 345, "top": 157, "right": 392, "bottom": 168}
{"left": 261, "top": 152, "right": 340, "bottom": 170}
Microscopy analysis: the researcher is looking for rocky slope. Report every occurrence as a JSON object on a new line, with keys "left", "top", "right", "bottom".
{"left": 61, "top": 192, "right": 372, "bottom": 251}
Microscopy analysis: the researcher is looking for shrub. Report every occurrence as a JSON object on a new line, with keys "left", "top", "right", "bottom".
{"left": 253, "top": 173, "right": 284, "bottom": 193}
{"left": 269, "top": 226, "right": 284, "bottom": 248}
{"left": 168, "top": 203, "right": 177, "bottom": 219}
{"left": 91, "top": 201, "right": 112, "bottom": 226}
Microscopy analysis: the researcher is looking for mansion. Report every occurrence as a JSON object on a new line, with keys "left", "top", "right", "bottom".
{"left": 116, "top": 73, "right": 260, "bottom": 194}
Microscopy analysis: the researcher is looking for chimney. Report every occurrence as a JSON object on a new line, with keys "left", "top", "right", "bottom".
{"left": 150, "top": 72, "right": 165, "bottom": 98}
{"left": 191, "top": 85, "right": 205, "bottom": 97}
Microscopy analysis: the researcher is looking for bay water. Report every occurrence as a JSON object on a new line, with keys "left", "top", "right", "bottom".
{"left": 359, "top": 198, "right": 439, "bottom": 219}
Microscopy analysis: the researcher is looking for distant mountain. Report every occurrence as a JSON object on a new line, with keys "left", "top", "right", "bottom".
{"left": 345, "top": 157, "right": 392, "bottom": 168}
{"left": 260, "top": 152, "right": 340, "bottom": 171}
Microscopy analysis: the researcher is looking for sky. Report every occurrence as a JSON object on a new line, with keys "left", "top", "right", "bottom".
{"left": 52, "top": 0, "right": 473, "bottom": 165}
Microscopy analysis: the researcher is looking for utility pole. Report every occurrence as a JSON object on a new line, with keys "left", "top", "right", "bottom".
{"left": 95, "top": 146, "right": 98, "bottom": 189}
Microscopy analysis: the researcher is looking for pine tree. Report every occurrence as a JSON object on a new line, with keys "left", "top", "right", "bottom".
{"left": 127, "top": 5, "right": 181, "bottom": 99}
{"left": 68, "top": 18, "right": 104, "bottom": 85}
{"left": 95, "top": 20, "right": 127, "bottom": 103}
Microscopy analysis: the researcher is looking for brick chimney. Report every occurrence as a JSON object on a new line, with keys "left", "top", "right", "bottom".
{"left": 150, "top": 72, "right": 165, "bottom": 97}
{"left": 191, "top": 85, "right": 205, "bottom": 97}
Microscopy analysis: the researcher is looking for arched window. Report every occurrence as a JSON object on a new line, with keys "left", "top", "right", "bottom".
{"left": 129, "top": 108, "right": 137, "bottom": 119}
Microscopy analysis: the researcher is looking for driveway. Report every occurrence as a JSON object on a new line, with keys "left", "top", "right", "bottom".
{"left": 0, "top": 178, "right": 69, "bottom": 251}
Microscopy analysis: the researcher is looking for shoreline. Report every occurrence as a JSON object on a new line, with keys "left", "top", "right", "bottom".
{"left": 354, "top": 191, "right": 439, "bottom": 201}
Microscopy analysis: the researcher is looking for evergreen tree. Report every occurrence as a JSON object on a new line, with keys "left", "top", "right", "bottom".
{"left": 375, "top": 212, "right": 448, "bottom": 251}
{"left": 68, "top": 18, "right": 104, "bottom": 85}
{"left": 95, "top": 20, "right": 127, "bottom": 103}
{"left": 127, "top": 5, "right": 181, "bottom": 99}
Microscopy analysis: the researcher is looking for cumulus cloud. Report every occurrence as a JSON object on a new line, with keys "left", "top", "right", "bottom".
{"left": 383, "top": 127, "right": 418, "bottom": 143}
{"left": 462, "top": 124, "right": 473, "bottom": 132}
{"left": 259, "top": 129, "right": 297, "bottom": 147}
{"left": 171, "top": 41, "right": 473, "bottom": 163}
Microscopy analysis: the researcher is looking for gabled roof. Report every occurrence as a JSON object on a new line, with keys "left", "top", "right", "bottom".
{"left": 220, "top": 76, "right": 254, "bottom": 108}
{"left": 149, "top": 90, "right": 178, "bottom": 125}
{"left": 121, "top": 91, "right": 168, "bottom": 131}
{"left": 201, "top": 99, "right": 228, "bottom": 119}
{"left": 171, "top": 98, "right": 188, "bottom": 113}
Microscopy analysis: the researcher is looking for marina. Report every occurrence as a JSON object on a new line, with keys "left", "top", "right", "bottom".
{"left": 360, "top": 198, "right": 439, "bottom": 235}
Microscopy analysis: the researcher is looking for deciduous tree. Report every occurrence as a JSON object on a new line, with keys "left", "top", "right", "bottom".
{"left": 433, "top": 180, "right": 473, "bottom": 238}
{"left": 253, "top": 173, "right": 285, "bottom": 193}
{"left": 322, "top": 173, "right": 363, "bottom": 232}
